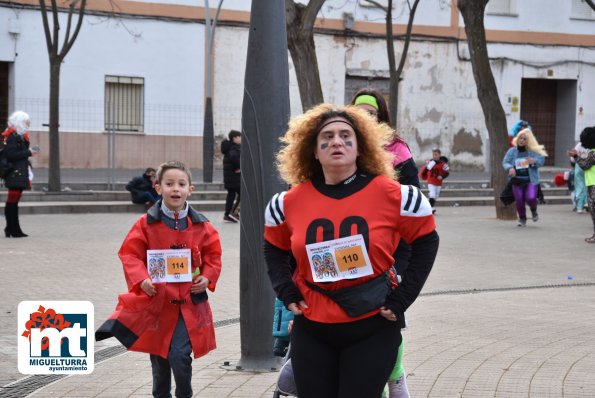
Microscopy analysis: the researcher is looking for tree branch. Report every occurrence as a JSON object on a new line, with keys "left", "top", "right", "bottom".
{"left": 363, "top": 0, "right": 388, "bottom": 13}
{"left": 38, "top": 0, "right": 54, "bottom": 55}
{"left": 50, "top": 0, "right": 60, "bottom": 55}
{"left": 60, "top": 0, "right": 87, "bottom": 60}
{"left": 396, "top": 0, "right": 420, "bottom": 75}
{"left": 301, "top": 0, "right": 325, "bottom": 34}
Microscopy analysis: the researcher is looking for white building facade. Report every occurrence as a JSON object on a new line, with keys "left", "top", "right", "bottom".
{"left": 0, "top": 0, "right": 593, "bottom": 172}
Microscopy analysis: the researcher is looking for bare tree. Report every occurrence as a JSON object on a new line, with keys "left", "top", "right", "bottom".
{"left": 39, "top": 0, "right": 87, "bottom": 191}
{"left": 457, "top": 0, "right": 515, "bottom": 219}
{"left": 285, "top": 0, "right": 325, "bottom": 111}
{"left": 364, "top": 0, "right": 420, "bottom": 129}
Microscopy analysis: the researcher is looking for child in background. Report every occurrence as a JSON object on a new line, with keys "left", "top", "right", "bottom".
{"left": 96, "top": 160, "right": 223, "bottom": 398}
{"left": 420, "top": 149, "right": 450, "bottom": 213}
{"left": 569, "top": 141, "right": 589, "bottom": 213}
{"left": 272, "top": 297, "right": 294, "bottom": 357}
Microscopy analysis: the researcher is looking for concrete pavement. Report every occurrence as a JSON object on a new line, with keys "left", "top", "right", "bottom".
{"left": 1, "top": 203, "right": 594, "bottom": 397}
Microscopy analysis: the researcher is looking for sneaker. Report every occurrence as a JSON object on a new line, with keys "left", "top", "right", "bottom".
{"left": 576, "top": 209, "right": 585, "bottom": 214}
{"left": 232, "top": 210, "right": 240, "bottom": 219}
{"left": 388, "top": 373, "right": 410, "bottom": 398}
{"left": 517, "top": 218, "right": 527, "bottom": 227}
{"left": 223, "top": 214, "right": 239, "bottom": 223}
{"left": 531, "top": 211, "right": 539, "bottom": 222}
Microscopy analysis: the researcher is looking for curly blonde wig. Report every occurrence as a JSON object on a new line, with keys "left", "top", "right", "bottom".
{"left": 512, "top": 128, "right": 548, "bottom": 157}
{"left": 276, "top": 103, "right": 396, "bottom": 186}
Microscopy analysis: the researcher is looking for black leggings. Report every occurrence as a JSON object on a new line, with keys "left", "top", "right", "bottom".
{"left": 224, "top": 188, "right": 240, "bottom": 216}
{"left": 588, "top": 185, "right": 595, "bottom": 233}
{"left": 291, "top": 314, "right": 401, "bottom": 398}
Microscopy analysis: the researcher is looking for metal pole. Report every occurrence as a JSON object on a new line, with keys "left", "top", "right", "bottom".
{"left": 202, "top": 0, "right": 214, "bottom": 182}
{"left": 236, "top": 0, "right": 290, "bottom": 371}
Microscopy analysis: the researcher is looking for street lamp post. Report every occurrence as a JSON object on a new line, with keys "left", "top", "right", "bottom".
{"left": 237, "top": 0, "right": 291, "bottom": 370}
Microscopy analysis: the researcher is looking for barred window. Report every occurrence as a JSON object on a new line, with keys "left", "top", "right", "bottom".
{"left": 105, "top": 76, "right": 144, "bottom": 132}
{"left": 486, "top": 0, "right": 517, "bottom": 16}
{"left": 571, "top": 0, "right": 595, "bottom": 20}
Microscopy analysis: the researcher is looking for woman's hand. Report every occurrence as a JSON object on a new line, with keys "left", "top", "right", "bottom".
{"left": 191, "top": 275, "right": 210, "bottom": 293}
{"left": 508, "top": 168, "right": 516, "bottom": 177}
{"left": 140, "top": 278, "right": 156, "bottom": 297}
{"left": 526, "top": 156, "right": 536, "bottom": 165}
{"left": 287, "top": 301, "right": 308, "bottom": 316}
{"left": 380, "top": 306, "right": 398, "bottom": 322}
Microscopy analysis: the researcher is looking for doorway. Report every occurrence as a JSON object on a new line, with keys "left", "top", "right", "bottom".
{"left": 0, "top": 62, "right": 9, "bottom": 129}
{"left": 520, "top": 78, "right": 577, "bottom": 167}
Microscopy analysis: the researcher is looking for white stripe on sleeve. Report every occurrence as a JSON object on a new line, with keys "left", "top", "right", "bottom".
{"left": 264, "top": 191, "right": 287, "bottom": 226}
{"left": 400, "top": 185, "right": 433, "bottom": 217}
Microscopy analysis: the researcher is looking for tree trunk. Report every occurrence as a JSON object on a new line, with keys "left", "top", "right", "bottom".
{"left": 286, "top": 0, "right": 324, "bottom": 111}
{"left": 386, "top": 0, "right": 398, "bottom": 129}
{"left": 48, "top": 58, "right": 61, "bottom": 191}
{"left": 458, "top": 0, "right": 516, "bottom": 220}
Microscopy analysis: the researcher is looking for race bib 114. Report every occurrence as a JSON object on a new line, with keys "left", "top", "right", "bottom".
{"left": 147, "top": 249, "right": 192, "bottom": 283}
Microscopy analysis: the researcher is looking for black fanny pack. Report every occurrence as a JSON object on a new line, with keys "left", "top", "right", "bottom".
{"left": 510, "top": 176, "right": 529, "bottom": 186}
{"left": 305, "top": 272, "right": 392, "bottom": 317}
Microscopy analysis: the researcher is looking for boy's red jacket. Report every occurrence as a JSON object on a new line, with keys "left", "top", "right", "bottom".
{"left": 420, "top": 157, "right": 449, "bottom": 186}
{"left": 96, "top": 208, "right": 222, "bottom": 359}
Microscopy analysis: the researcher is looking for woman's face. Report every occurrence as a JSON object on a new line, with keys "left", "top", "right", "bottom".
{"left": 356, "top": 104, "right": 378, "bottom": 121}
{"left": 517, "top": 134, "right": 527, "bottom": 145}
{"left": 314, "top": 117, "right": 359, "bottom": 171}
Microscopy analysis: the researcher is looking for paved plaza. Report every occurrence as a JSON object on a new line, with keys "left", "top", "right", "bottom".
{"left": 1, "top": 204, "right": 594, "bottom": 397}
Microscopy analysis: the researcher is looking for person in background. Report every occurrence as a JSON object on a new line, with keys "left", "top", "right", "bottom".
{"left": 508, "top": 120, "right": 531, "bottom": 147}
{"left": 126, "top": 167, "right": 159, "bottom": 206}
{"left": 568, "top": 141, "right": 589, "bottom": 213}
{"left": 420, "top": 149, "right": 450, "bottom": 214}
{"left": 96, "top": 160, "right": 222, "bottom": 398}
{"left": 503, "top": 129, "right": 547, "bottom": 227}
{"left": 508, "top": 120, "right": 546, "bottom": 204}
{"left": 264, "top": 104, "right": 438, "bottom": 398}
{"left": 221, "top": 130, "right": 241, "bottom": 223}
{"left": 568, "top": 126, "right": 595, "bottom": 243}
{"left": 2, "top": 110, "right": 39, "bottom": 238}
{"left": 350, "top": 89, "right": 419, "bottom": 187}
{"left": 350, "top": 88, "right": 419, "bottom": 397}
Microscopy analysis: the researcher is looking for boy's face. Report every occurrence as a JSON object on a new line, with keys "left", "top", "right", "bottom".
{"left": 432, "top": 151, "right": 441, "bottom": 161}
{"left": 155, "top": 168, "right": 194, "bottom": 212}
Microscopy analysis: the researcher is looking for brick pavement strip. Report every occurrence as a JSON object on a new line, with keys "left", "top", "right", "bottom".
{"left": 1, "top": 205, "right": 594, "bottom": 397}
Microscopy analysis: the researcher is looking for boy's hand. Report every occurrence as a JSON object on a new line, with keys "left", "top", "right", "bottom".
{"left": 140, "top": 278, "right": 156, "bottom": 297}
{"left": 191, "top": 275, "right": 210, "bottom": 293}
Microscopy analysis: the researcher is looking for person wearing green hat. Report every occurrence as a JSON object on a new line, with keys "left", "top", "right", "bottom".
{"left": 351, "top": 89, "right": 418, "bottom": 398}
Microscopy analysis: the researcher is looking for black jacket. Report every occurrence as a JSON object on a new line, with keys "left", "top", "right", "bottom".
{"left": 2, "top": 132, "right": 32, "bottom": 190}
{"left": 221, "top": 139, "right": 241, "bottom": 190}
{"left": 126, "top": 174, "right": 157, "bottom": 202}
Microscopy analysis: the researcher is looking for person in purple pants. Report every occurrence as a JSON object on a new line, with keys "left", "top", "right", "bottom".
{"left": 502, "top": 129, "right": 547, "bottom": 227}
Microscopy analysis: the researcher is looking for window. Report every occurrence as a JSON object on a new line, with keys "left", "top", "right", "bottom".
{"left": 571, "top": 0, "right": 595, "bottom": 20}
{"left": 104, "top": 76, "right": 144, "bottom": 132}
{"left": 486, "top": 0, "right": 517, "bottom": 16}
